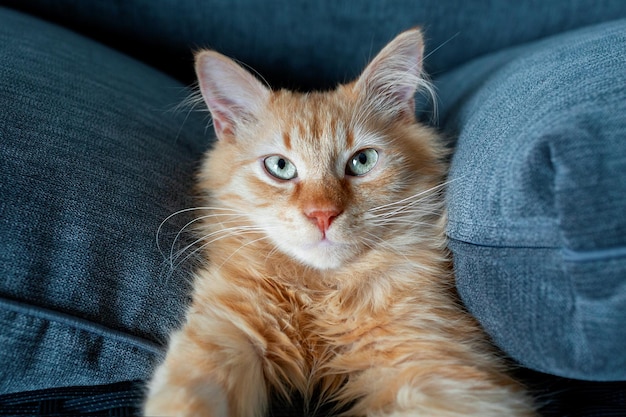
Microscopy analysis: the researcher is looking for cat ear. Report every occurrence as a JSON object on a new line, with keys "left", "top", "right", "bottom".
{"left": 355, "top": 28, "right": 429, "bottom": 120}
{"left": 195, "top": 51, "right": 270, "bottom": 141}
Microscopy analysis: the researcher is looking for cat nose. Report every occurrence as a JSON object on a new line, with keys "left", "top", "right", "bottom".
{"left": 304, "top": 208, "right": 342, "bottom": 233}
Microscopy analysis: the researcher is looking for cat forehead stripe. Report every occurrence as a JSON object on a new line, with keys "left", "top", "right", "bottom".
{"left": 283, "top": 131, "right": 291, "bottom": 150}
{"left": 346, "top": 128, "right": 355, "bottom": 148}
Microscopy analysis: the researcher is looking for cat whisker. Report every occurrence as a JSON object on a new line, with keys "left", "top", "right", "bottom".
{"left": 215, "top": 235, "right": 274, "bottom": 271}
{"left": 365, "top": 178, "right": 461, "bottom": 223}
{"left": 367, "top": 204, "right": 443, "bottom": 219}
{"left": 157, "top": 205, "right": 246, "bottom": 228}
{"left": 169, "top": 214, "right": 250, "bottom": 266}
{"left": 188, "top": 224, "right": 265, "bottom": 253}
{"left": 264, "top": 244, "right": 282, "bottom": 264}
{"left": 157, "top": 206, "right": 246, "bottom": 248}
{"left": 170, "top": 226, "right": 267, "bottom": 272}
{"left": 368, "top": 196, "right": 435, "bottom": 216}
{"left": 367, "top": 182, "right": 448, "bottom": 215}
{"left": 157, "top": 206, "right": 251, "bottom": 271}
{"left": 367, "top": 203, "right": 443, "bottom": 225}
{"left": 368, "top": 219, "right": 438, "bottom": 229}
{"left": 361, "top": 232, "right": 412, "bottom": 263}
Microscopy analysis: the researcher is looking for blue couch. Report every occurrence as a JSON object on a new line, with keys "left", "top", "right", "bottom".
{"left": 0, "top": 1, "right": 625, "bottom": 415}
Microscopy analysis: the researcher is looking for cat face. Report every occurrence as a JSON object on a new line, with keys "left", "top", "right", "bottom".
{"left": 195, "top": 29, "right": 446, "bottom": 270}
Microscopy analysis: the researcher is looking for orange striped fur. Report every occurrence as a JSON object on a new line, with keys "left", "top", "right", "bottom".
{"left": 144, "top": 29, "right": 536, "bottom": 416}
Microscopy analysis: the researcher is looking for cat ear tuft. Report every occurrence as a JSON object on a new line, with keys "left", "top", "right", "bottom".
{"left": 355, "top": 28, "right": 430, "bottom": 120}
{"left": 195, "top": 51, "right": 270, "bottom": 141}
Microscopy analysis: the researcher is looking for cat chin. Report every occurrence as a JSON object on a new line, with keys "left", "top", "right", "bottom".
{"left": 286, "top": 241, "right": 354, "bottom": 271}
{"left": 296, "top": 255, "right": 345, "bottom": 271}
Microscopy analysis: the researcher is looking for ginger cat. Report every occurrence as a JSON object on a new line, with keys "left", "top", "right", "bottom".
{"left": 144, "top": 29, "right": 535, "bottom": 417}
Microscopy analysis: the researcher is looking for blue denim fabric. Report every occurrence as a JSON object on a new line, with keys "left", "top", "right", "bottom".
{"left": 0, "top": 380, "right": 143, "bottom": 415}
{"left": 0, "top": 7, "right": 211, "bottom": 393}
{"left": 2, "top": 0, "right": 626, "bottom": 89}
{"left": 439, "top": 19, "right": 626, "bottom": 380}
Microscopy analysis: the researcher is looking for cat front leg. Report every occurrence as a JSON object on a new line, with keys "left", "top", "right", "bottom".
{"left": 337, "top": 361, "right": 536, "bottom": 417}
{"left": 144, "top": 359, "right": 229, "bottom": 417}
{"left": 143, "top": 316, "right": 268, "bottom": 417}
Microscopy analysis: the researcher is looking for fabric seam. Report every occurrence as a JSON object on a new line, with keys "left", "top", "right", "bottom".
{"left": 0, "top": 296, "right": 164, "bottom": 356}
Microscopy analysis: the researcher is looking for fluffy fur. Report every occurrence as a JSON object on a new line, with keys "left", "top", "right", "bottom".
{"left": 144, "top": 29, "right": 536, "bottom": 416}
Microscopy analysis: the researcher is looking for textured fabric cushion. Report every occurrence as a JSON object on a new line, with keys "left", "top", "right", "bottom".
{"left": 439, "top": 19, "right": 626, "bottom": 380}
{"left": 0, "top": 7, "right": 211, "bottom": 393}
{"left": 0, "top": 381, "right": 144, "bottom": 416}
{"left": 2, "top": 0, "right": 626, "bottom": 89}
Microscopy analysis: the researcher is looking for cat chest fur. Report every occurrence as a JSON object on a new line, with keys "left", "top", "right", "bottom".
{"left": 189, "top": 257, "right": 357, "bottom": 400}
{"left": 187, "top": 240, "right": 465, "bottom": 407}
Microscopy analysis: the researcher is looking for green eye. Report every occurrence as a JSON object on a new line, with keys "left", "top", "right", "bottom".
{"left": 264, "top": 155, "right": 297, "bottom": 180}
{"left": 346, "top": 148, "right": 379, "bottom": 176}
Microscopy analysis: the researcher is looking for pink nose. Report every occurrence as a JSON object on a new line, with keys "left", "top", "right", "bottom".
{"left": 305, "top": 209, "right": 342, "bottom": 233}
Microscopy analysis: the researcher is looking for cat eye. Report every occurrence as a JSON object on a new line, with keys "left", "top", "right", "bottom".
{"left": 346, "top": 148, "right": 379, "bottom": 176}
{"left": 264, "top": 155, "right": 298, "bottom": 180}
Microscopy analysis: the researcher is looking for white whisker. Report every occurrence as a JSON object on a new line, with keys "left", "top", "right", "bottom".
{"left": 157, "top": 206, "right": 247, "bottom": 257}
{"left": 169, "top": 214, "right": 248, "bottom": 266}
{"left": 170, "top": 226, "right": 267, "bottom": 272}
{"left": 369, "top": 219, "right": 437, "bottom": 228}
{"left": 216, "top": 235, "right": 273, "bottom": 271}
{"left": 156, "top": 205, "right": 257, "bottom": 276}
{"left": 367, "top": 181, "right": 448, "bottom": 214}
{"left": 368, "top": 204, "right": 442, "bottom": 218}
{"left": 362, "top": 232, "right": 411, "bottom": 263}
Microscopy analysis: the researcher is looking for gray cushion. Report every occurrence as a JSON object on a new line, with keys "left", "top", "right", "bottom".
{"left": 439, "top": 19, "right": 626, "bottom": 380}
{"left": 0, "top": 7, "right": 210, "bottom": 393}
{"left": 3, "top": 0, "right": 626, "bottom": 89}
